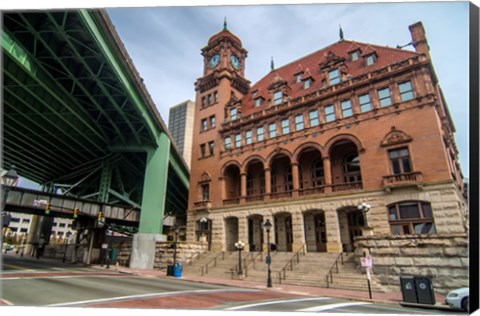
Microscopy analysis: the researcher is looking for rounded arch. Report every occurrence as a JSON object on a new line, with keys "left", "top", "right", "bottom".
{"left": 243, "top": 155, "right": 267, "bottom": 170}
{"left": 221, "top": 159, "right": 242, "bottom": 174}
{"left": 266, "top": 148, "right": 293, "bottom": 165}
{"left": 325, "top": 133, "right": 365, "bottom": 156}
{"left": 293, "top": 142, "right": 326, "bottom": 162}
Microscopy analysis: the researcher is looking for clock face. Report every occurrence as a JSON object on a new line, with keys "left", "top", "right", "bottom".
{"left": 230, "top": 54, "right": 241, "bottom": 70}
{"left": 209, "top": 54, "right": 220, "bottom": 68}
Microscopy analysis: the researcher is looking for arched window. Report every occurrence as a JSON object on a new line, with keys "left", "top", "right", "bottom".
{"left": 312, "top": 159, "right": 325, "bottom": 187}
{"left": 388, "top": 201, "right": 436, "bottom": 235}
{"left": 284, "top": 167, "right": 293, "bottom": 191}
{"left": 343, "top": 154, "right": 361, "bottom": 183}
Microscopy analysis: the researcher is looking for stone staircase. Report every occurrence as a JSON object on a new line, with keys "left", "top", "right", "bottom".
{"left": 324, "top": 254, "right": 385, "bottom": 292}
{"left": 183, "top": 251, "right": 241, "bottom": 278}
{"left": 182, "top": 250, "right": 385, "bottom": 292}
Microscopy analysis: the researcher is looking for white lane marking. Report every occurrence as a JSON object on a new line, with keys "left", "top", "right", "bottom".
{"left": 47, "top": 288, "right": 260, "bottom": 307}
{"left": 225, "top": 297, "right": 332, "bottom": 311}
{"left": 1, "top": 275, "right": 129, "bottom": 281}
{"left": 297, "top": 301, "right": 371, "bottom": 312}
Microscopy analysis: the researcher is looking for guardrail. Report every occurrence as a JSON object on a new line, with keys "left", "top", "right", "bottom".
{"left": 325, "top": 252, "right": 344, "bottom": 288}
{"left": 277, "top": 244, "right": 306, "bottom": 284}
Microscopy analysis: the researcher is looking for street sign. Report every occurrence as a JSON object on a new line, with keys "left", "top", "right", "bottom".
{"left": 33, "top": 199, "right": 47, "bottom": 206}
{"left": 361, "top": 254, "right": 373, "bottom": 268}
{"left": 266, "top": 256, "right": 271, "bottom": 264}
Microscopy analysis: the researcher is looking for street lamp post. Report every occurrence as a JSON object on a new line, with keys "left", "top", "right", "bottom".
{"left": 1, "top": 167, "right": 19, "bottom": 251}
{"left": 173, "top": 226, "right": 180, "bottom": 268}
{"left": 264, "top": 219, "right": 273, "bottom": 288}
{"left": 234, "top": 240, "right": 245, "bottom": 275}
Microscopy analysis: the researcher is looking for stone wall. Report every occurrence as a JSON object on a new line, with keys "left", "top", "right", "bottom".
{"left": 354, "top": 233, "right": 469, "bottom": 295}
{"left": 153, "top": 241, "right": 208, "bottom": 270}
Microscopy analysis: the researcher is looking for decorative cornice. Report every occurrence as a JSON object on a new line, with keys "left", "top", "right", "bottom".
{"left": 380, "top": 126, "right": 413, "bottom": 147}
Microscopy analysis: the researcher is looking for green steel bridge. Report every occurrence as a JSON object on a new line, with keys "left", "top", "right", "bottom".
{"left": 2, "top": 10, "right": 189, "bottom": 237}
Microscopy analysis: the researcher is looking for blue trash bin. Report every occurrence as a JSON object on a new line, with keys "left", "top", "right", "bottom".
{"left": 173, "top": 263, "right": 183, "bottom": 278}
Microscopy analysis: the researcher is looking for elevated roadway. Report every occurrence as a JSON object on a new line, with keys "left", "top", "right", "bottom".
{"left": 2, "top": 9, "right": 190, "bottom": 268}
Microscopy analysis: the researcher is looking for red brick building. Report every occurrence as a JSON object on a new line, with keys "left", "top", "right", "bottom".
{"left": 186, "top": 22, "right": 467, "bottom": 256}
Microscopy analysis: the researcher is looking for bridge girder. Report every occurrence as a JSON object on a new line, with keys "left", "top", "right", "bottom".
{"left": 2, "top": 9, "right": 189, "bottom": 224}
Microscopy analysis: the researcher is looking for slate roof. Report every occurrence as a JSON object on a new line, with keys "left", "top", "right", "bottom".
{"left": 241, "top": 40, "right": 420, "bottom": 116}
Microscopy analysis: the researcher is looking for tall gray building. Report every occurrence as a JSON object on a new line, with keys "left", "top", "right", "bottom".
{"left": 168, "top": 100, "right": 195, "bottom": 169}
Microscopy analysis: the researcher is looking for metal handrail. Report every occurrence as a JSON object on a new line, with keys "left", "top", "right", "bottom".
{"left": 277, "top": 244, "right": 306, "bottom": 284}
{"left": 200, "top": 251, "right": 225, "bottom": 276}
{"left": 325, "top": 252, "right": 344, "bottom": 288}
{"left": 186, "top": 251, "right": 201, "bottom": 265}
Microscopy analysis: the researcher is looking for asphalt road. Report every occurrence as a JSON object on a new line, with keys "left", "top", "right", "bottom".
{"left": 1, "top": 254, "right": 462, "bottom": 314}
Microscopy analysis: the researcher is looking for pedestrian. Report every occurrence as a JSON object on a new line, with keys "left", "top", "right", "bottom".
{"left": 37, "top": 234, "right": 46, "bottom": 259}
{"left": 16, "top": 233, "right": 27, "bottom": 257}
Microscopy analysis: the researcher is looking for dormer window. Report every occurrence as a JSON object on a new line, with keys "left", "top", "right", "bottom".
{"left": 254, "top": 98, "right": 263, "bottom": 107}
{"left": 365, "top": 54, "right": 377, "bottom": 66}
{"left": 350, "top": 50, "right": 361, "bottom": 61}
{"left": 273, "top": 91, "right": 283, "bottom": 105}
{"left": 295, "top": 73, "right": 303, "bottom": 83}
{"left": 328, "top": 69, "right": 341, "bottom": 85}
{"left": 303, "top": 78, "right": 312, "bottom": 90}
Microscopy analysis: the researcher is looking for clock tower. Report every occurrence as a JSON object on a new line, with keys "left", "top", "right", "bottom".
{"left": 187, "top": 21, "right": 251, "bottom": 227}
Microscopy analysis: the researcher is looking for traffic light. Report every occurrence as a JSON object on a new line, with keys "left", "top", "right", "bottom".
{"left": 73, "top": 207, "right": 79, "bottom": 219}
{"left": 45, "top": 203, "right": 51, "bottom": 215}
{"left": 97, "top": 211, "right": 103, "bottom": 221}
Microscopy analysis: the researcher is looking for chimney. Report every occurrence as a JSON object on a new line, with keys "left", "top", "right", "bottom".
{"left": 409, "top": 22, "right": 430, "bottom": 58}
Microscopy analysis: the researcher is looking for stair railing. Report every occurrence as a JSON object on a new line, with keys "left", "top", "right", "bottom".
{"left": 186, "top": 251, "right": 201, "bottom": 266}
{"left": 325, "top": 252, "right": 344, "bottom": 288}
{"left": 276, "top": 244, "right": 306, "bottom": 284}
{"left": 200, "top": 251, "right": 225, "bottom": 276}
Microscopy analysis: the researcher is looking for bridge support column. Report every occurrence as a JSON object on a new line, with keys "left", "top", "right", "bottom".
{"left": 130, "top": 132, "right": 170, "bottom": 270}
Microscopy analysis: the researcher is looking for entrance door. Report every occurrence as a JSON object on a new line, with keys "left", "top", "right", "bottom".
{"left": 285, "top": 217, "right": 293, "bottom": 252}
{"left": 314, "top": 213, "right": 327, "bottom": 252}
{"left": 348, "top": 211, "right": 365, "bottom": 252}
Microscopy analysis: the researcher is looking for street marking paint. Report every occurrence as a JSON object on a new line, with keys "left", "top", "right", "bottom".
{"left": 46, "top": 288, "right": 261, "bottom": 307}
{"left": 1, "top": 274, "right": 129, "bottom": 281}
{"left": 225, "top": 297, "right": 332, "bottom": 310}
{"left": 1, "top": 263, "right": 35, "bottom": 271}
{"left": 296, "top": 301, "right": 371, "bottom": 312}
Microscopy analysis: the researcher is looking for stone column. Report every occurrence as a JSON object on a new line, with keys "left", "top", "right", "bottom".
{"left": 291, "top": 209, "right": 306, "bottom": 252}
{"left": 264, "top": 168, "right": 271, "bottom": 201}
{"left": 324, "top": 208, "right": 342, "bottom": 253}
{"left": 240, "top": 172, "right": 247, "bottom": 203}
{"left": 323, "top": 157, "right": 332, "bottom": 193}
{"left": 238, "top": 215, "right": 249, "bottom": 253}
{"left": 292, "top": 163, "right": 300, "bottom": 198}
{"left": 185, "top": 213, "right": 197, "bottom": 243}
{"left": 210, "top": 215, "right": 224, "bottom": 252}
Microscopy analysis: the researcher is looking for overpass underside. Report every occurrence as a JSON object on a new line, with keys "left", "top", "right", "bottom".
{"left": 2, "top": 10, "right": 190, "bottom": 268}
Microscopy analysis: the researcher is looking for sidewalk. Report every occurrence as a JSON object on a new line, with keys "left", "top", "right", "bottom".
{"left": 98, "top": 264, "right": 449, "bottom": 310}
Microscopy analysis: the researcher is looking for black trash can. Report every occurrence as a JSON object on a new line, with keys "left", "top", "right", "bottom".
{"left": 167, "top": 264, "right": 174, "bottom": 276}
{"left": 400, "top": 275, "right": 418, "bottom": 303}
{"left": 414, "top": 276, "right": 435, "bottom": 305}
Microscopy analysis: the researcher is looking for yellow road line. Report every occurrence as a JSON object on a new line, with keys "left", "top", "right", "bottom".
{"left": 2, "top": 263, "right": 35, "bottom": 271}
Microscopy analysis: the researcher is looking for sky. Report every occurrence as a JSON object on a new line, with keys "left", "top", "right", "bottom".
{"left": 1, "top": 0, "right": 474, "bottom": 186}
{"left": 104, "top": 1, "right": 471, "bottom": 178}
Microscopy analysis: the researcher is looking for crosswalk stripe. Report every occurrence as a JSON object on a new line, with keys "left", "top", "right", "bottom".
{"left": 296, "top": 301, "right": 371, "bottom": 312}
{"left": 225, "top": 297, "right": 332, "bottom": 310}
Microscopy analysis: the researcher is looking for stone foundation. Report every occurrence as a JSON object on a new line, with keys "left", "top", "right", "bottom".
{"left": 153, "top": 241, "right": 208, "bottom": 270}
{"left": 354, "top": 233, "right": 469, "bottom": 295}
